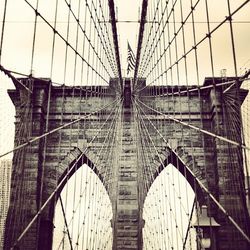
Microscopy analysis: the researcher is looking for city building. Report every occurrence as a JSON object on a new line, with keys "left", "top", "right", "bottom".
{"left": 0, "top": 159, "right": 12, "bottom": 250}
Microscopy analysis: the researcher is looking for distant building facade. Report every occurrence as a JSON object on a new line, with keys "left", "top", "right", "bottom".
{"left": 0, "top": 159, "right": 12, "bottom": 250}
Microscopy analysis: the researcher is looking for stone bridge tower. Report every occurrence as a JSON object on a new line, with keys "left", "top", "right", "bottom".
{"left": 4, "top": 77, "right": 250, "bottom": 249}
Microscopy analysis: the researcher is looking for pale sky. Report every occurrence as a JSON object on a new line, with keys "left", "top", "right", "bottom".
{"left": 0, "top": 0, "right": 250, "bottom": 81}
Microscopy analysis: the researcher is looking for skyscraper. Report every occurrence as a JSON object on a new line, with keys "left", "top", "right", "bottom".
{"left": 0, "top": 159, "right": 12, "bottom": 250}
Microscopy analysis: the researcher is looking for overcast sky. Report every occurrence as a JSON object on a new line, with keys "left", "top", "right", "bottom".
{"left": 0, "top": 0, "right": 250, "bottom": 249}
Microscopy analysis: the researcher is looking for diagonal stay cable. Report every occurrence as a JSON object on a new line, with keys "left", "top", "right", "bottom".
{"left": 10, "top": 98, "right": 122, "bottom": 249}
{"left": 0, "top": 98, "right": 121, "bottom": 158}
{"left": 134, "top": 98, "right": 250, "bottom": 243}
{"left": 137, "top": 0, "right": 179, "bottom": 79}
{"left": 0, "top": 65, "right": 116, "bottom": 96}
{"left": 136, "top": 0, "right": 161, "bottom": 80}
{"left": 183, "top": 200, "right": 195, "bottom": 250}
{"left": 136, "top": 108, "right": 185, "bottom": 242}
{"left": 65, "top": 104, "right": 122, "bottom": 249}
{"left": 136, "top": 0, "right": 250, "bottom": 92}
{"left": 138, "top": 0, "right": 198, "bottom": 80}
{"left": 136, "top": 98, "right": 250, "bottom": 151}
{"left": 135, "top": 100, "right": 191, "bottom": 241}
{"left": 23, "top": 0, "right": 109, "bottom": 85}
{"left": 0, "top": 0, "right": 8, "bottom": 63}
{"left": 135, "top": 103, "right": 190, "bottom": 217}
{"left": 58, "top": 101, "right": 121, "bottom": 235}
{"left": 63, "top": 0, "right": 112, "bottom": 78}
{"left": 59, "top": 195, "right": 74, "bottom": 250}
{"left": 139, "top": 76, "right": 250, "bottom": 98}
{"left": 87, "top": 0, "right": 117, "bottom": 76}
{"left": 0, "top": 64, "right": 32, "bottom": 93}
{"left": 97, "top": 0, "right": 118, "bottom": 75}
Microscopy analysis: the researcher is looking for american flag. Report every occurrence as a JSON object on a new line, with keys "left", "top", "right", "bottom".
{"left": 127, "top": 42, "right": 136, "bottom": 75}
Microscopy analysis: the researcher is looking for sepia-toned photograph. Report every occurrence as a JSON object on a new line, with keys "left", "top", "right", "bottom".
{"left": 0, "top": 0, "right": 250, "bottom": 249}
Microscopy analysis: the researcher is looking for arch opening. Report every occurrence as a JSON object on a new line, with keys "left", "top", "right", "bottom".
{"left": 143, "top": 164, "right": 196, "bottom": 249}
{"left": 152, "top": 148, "right": 206, "bottom": 205}
{"left": 52, "top": 163, "right": 113, "bottom": 249}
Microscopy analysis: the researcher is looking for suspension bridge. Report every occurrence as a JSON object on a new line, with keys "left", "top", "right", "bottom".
{"left": 0, "top": 0, "right": 250, "bottom": 249}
